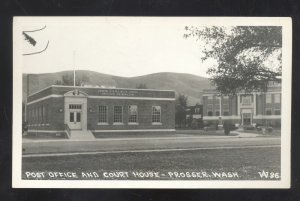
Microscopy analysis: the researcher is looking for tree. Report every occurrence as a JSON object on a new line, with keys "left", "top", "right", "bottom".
{"left": 175, "top": 93, "right": 188, "bottom": 128}
{"left": 184, "top": 26, "right": 282, "bottom": 94}
{"left": 62, "top": 74, "right": 74, "bottom": 86}
{"left": 75, "top": 73, "right": 90, "bottom": 86}
{"left": 136, "top": 84, "right": 148, "bottom": 89}
{"left": 55, "top": 73, "right": 90, "bottom": 86}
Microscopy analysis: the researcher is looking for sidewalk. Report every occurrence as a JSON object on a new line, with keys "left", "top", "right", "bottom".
{"left": 21, "top": 129, "right": 281, "bottom": 156}
{"left": 22, "top": 130, "right": 262, "bottom": 144}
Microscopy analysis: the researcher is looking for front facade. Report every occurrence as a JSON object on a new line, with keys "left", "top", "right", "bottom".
{"left": 26, "top": 85, "right": 175, "bottom": 137}
{"left": 202, "top": 83, "right": 281, "bottom": 127}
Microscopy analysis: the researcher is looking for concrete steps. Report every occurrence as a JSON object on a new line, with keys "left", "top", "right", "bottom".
{"left": 69, "top": 130, "right": 95, "bottom": 140}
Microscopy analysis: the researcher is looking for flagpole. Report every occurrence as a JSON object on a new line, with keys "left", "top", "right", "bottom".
{"left": 73, "top": 51, "right": 76, "bottom": 87}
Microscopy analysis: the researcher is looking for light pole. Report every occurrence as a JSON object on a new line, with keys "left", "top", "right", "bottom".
{"left": 219, "top": 95, "right": 222, "bottom": 126}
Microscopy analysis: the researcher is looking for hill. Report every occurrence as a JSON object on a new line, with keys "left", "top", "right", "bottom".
{"left": 22, "top": 70, "right": 213, "bottom": 105}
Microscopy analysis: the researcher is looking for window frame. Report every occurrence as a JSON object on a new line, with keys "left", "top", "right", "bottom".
{"left": 98, "top": 105, "right": 108, "bottom": 124}
{"left": 152, "top": 106, "right": 162, "bottom": 124}
{"left": 113, "top": 105, "right": 123, "bottom": 124}
{"left": 223, "top": 110, "right": 229, "bottom": 116}
{"left": 265, "top": 108, "right": 272, "bottom": 115}
{"left": 128, "top": 105, "right": 138, "bottom": 124}
{"left": 274, "top": 109, "right": 281, "bottom": 115}
{"left": 274, "top": 94, "right": 281, "bottom": 104}
{"left": 266, "top": 94, "right": 272, "bottom": 104}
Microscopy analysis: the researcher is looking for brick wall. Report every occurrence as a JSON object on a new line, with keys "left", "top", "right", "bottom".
{"left": 27, "top": 97, "right": 65, "bottom": 130}
{"left": 87, "top": 99, "right": 175, "bottom": 130}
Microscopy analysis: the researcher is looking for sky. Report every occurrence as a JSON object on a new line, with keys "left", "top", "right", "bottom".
{"left": 21, "top": 17, "right": 217, "bottom": 77}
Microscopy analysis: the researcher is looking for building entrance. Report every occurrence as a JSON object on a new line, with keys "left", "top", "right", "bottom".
{"left": 68, "top": 104, "right": 82, "bottom": 129}
{"left": 242, "top": 113, "right": 252, "bottom": 125}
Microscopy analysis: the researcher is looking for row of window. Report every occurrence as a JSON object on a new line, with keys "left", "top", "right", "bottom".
{"left": 27, "top": 105, "right": 48, "bottom": 124}
{"left": 206, "top": 94, "right": 281, "bottom": 104}
{"left": 207, "top": 111, "right": 229, "bottom": 116}
{"left": 206, "top": 109, "right": 281, "bottom": 116}
{"left": 98, "top": 105, "right": 162, "bottom": 124}
{"left": 265, "top": 108, "right": 281, "bottom": 115}
{"left": 266, "top": 94, "right": 281, "bottom": 104}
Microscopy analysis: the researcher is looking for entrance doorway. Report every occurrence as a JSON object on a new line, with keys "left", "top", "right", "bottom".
{"left": 68, "top": 104, "right": 82, "bottom": 130}
{"left": 242, "top": 113, "right": 252, "bottom": 125}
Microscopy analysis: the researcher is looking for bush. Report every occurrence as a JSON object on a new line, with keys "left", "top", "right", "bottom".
{"left": 243, "top": 125, "right": 256, "bottom": 130}
{"left": 267, "top": 127, "right": 273, "bottom": 133}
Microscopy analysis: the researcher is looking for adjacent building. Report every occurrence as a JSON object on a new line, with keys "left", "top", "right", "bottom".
{"left": 185, "top": 105, "right": 203, "bottom": 129}
{"left": 202, "top": 82, "right": 281, "bottom": 127}
{"left": 26, "top": 85, "right": 175, "bottom": 138}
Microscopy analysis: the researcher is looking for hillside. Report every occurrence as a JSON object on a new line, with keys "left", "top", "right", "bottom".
{"left": 22, "top": 70, "right": 213, "bottom": 105}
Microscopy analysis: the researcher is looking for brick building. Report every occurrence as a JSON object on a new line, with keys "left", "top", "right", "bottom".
{"left": 26, "top": 85, "right": 175, "bottom": 138}
{"left": 202, "top": 82, "right": 281, "bottom": 128}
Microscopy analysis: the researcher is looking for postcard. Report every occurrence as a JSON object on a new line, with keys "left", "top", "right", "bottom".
{"left": 13, "top": 17, "right": 292, "bottom": 188}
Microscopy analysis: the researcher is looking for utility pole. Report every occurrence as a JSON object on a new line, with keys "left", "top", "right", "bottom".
{"left": 219, "top": 95, "right": 222, "bottom": 125}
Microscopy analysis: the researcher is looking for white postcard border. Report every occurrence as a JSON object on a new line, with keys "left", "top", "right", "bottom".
{"left": 13, "top": 17, "right": 292, "bottom": 189}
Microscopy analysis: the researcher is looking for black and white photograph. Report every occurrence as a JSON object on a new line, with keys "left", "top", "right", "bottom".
{"left": 12, "top": 17, "right": 291, "bottom": 188}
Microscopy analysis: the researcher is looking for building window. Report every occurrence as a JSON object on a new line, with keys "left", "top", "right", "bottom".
{"left": 35, "top": 107, "right": 38, "bottom": 123}
{"left": 39, "top": 106, "right": 42, "bottom": 123}
{"left": 242, "top": 95, "right": 252, "bottom": 104}
{"left": 274, "top": 94, "right": 281, "bottom": 103}
{"left": 98, "top": 105, "right": 108, "bottom": 123}
{"left": 265, "top": 108, "right": 272, "bottom": 115}
{"left": 32, "top": 109, "right": 35, "bottom": 122}
{"left": 27, "top": 110, "right": 29, "bottom": 122}
{"left": 214, "top": 97, "right": 220, "bottom": 104}
{"left": 113, "top": 106, "right": 123, "bottom": 123}
{"left": 266, "top": 94, "right": 272, "bottom": 104}
{"left": 207, "top": 111, "right": 213, "bottom": 116}
{"left": 152, "top": 106, "right": 161, "bottom": 123}
{"left": 223, "top": 103, "right": 229, "bottom": 109}
{"left": 275, "top": 109, "right": 281, "bottom": 115}
{"left": 128, "top": 105, "right": 138, "bottom": 123}
{"left": 69, "top": 104, "right": 82, "bottom": 109}
{"left": 215, "top": 111, "right": 220, "bottom": 116}
{"left": 223, "top": 111, "right": 229, "bottom": 116}
{"left": 70, "top": 112, "right": 74, "bottom": 122}
{"left": 42, "top": 106, "right": 45, "bottom": 123}
{"left": 45, "top": 104, "right": 48, "bottom": 123}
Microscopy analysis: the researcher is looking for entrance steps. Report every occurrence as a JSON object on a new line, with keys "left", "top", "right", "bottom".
{"left": 69, "top": 130, "right": 95, "bottom": 140}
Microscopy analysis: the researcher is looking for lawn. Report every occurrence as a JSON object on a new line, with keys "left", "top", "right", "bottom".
{"left": 22, "top": 147, "right": 280, "bottom": 180}
{"left": 241, "top": 129, "right": 281, "bottom": 136}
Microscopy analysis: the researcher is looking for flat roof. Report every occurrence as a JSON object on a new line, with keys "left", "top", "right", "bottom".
{"left": 27, "top": 85, "right": 176, "bottom": 102}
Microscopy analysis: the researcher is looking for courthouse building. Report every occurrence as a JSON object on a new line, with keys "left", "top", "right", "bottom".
{"left": 202, "top": 82, "right": 281, "bottom": 127}
{"left": 26, "top": 85, "right": 175, "bottom": 139}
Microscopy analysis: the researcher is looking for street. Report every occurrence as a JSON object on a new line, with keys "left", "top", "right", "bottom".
{"left": 22, "top": 134, "right": 280, "bottom": 155}
{"left": 22, "top": 135, "right": 281, "bottom": 180}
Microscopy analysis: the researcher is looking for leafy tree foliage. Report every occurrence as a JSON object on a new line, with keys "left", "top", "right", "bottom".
{"left": 184, "top": 26, "right": 282, "bottom": 94}
{"left": 55, "top": 73, "right": 90, "bottom": 86}
{"left": 175, "top": 93, "right": 188, "bottom": 128}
